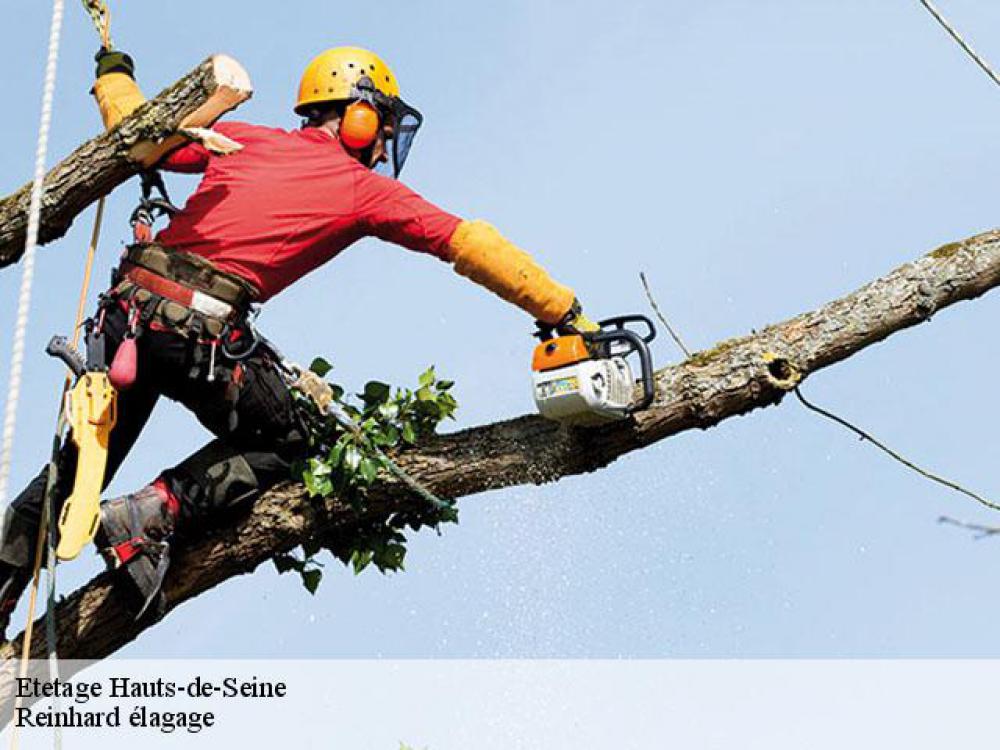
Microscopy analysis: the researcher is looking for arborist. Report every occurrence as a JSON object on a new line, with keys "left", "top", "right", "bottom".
{"left": 0, "top": 46, "right": 599, "bottom": 635}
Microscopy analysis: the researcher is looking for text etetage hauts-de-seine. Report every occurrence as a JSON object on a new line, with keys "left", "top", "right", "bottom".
{"left": 13, "top": 676, "right": 288, "bottom": 734}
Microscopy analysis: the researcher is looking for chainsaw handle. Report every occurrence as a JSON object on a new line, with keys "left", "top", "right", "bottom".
{"left": 597, "top": 314, "right": 657, "bottom": 344}
{"left": 46, "top": 335, "right": 86, "bottom": 378}
{"left": 587, "top": 328, "right": 656, "bottom": 413}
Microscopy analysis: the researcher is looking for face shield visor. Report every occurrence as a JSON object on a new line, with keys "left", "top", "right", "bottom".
{"left": 354, "top": 78, "right": 424, "bottom": 178}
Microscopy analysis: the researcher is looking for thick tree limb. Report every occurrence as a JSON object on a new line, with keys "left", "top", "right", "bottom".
{"left": 1, "top": 229, "right": 997, "bottom": 665}
{"left": 0, "top": 55, "right": 251, "bottom": 268}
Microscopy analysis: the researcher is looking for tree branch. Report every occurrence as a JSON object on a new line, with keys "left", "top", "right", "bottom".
{"left": 1, "top": 229, "right": 997, "bottom": 665}
{"left": 0, "top": 54, "right": 252, "bottom": 268}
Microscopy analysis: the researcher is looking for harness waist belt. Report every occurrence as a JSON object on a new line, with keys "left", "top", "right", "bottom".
{"left": 123, "top": 265, "right": 236, "bottom": 320}
{"left": 122, "top": 243, "right": 259, "bottom": 309}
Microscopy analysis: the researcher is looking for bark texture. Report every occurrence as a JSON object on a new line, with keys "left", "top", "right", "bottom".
{"left": 0, "top": 55, "right": 251, "bottom": 268}
{"left": 1, "top": 229, "right": 998, "bottom": 665}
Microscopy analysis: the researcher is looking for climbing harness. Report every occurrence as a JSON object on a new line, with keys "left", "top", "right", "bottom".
{"left": 38, "top": 173, "right": 181, "bottom": 567}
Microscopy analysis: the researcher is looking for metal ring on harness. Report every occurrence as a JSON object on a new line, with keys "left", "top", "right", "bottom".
{"left": 220, "top": 317, "right": 262, "bottom": 361}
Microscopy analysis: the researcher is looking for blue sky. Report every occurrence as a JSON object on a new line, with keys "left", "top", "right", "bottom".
{"left": 2, "top": 0, "right": 1000, "bottom": 658}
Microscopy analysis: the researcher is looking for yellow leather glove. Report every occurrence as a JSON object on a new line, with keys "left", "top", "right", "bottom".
{"left": 448, "top": 220, "right": 576, "bottom": 324}
{"left": 92, "top": 49, "right": 146, "bottom": 130}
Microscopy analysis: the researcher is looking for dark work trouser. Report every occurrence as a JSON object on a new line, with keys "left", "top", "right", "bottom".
{"left": 0, "top": 302, "right": 308, "bottom": 571}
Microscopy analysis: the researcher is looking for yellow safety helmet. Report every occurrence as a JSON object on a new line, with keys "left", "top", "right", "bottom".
{"left": 295, "top": 46, "right": 423, "bottom": 178}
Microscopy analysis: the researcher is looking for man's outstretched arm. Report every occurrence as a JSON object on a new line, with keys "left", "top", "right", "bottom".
{"left": 355, "top": 169, "right": 596, "bottom": 328}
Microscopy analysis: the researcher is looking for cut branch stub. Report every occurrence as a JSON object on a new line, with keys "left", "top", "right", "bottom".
{"left": 0, "top": 54, "right": 252, "bottom": 268}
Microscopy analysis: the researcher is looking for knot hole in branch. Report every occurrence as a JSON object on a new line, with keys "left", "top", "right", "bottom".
{"left": 762, "top": 352, "right": 802, "bottom": 391}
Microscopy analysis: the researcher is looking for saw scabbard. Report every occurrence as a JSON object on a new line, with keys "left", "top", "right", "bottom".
{"left": 56, "top": 371, "right": 117, "bottom": 561}
{"left": 45, "top": 333, "right": 119, "bottom": 562}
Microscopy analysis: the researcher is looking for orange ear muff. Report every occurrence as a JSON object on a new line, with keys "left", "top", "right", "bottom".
{"left": 340, "top": 101, "right": 380, "bottom": 150}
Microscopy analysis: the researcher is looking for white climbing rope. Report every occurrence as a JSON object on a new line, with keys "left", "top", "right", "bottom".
{"left": 0, "top": 0, "right": 66, "bottom": 508}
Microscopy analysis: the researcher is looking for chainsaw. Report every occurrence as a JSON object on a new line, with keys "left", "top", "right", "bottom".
{"left": 532, "top": 314, "right": 657, "bottom": 426}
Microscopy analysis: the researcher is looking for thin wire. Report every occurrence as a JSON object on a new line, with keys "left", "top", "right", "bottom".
{"left": 794, "top": 386, "right": 1000, "bottom": 513}
{"left": 917, "top": 0, "right": 1000, "bottom": 89}
{"left": 639, "top": 272, "right": 692, "bottom": 358}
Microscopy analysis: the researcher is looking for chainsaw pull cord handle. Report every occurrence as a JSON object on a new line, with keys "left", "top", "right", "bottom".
{"left": 586, "top": 327, "right": 656, "bottom": 413}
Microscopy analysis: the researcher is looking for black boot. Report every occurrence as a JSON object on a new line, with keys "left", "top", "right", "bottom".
{"left": 0, "top": 562, "right": 31, "bottom": 641}
{"left": 95, "top": 483, "right": 177, "bottom": 619}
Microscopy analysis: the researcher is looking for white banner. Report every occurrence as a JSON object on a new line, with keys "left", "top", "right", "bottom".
{"left": 0, "top": 659, "right": 995, "bottom": 749}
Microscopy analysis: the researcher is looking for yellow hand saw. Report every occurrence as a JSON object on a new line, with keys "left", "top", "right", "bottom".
{"left": 46, "top": 336, "right": 118, "bottom": 561}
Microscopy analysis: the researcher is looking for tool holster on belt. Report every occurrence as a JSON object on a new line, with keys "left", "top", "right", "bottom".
{"left": 111, "top": 242, "right": 259, "bottom": 340}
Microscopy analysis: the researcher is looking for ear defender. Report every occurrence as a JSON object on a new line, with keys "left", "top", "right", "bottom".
{"left": 339, "top": 101, "right": 381, "bottom": 150}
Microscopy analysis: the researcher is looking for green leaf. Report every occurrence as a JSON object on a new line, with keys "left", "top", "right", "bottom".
{"left": 302, "top": 538, "right": 322, "bottom": 558}
{"left": 273, "top": 554, "right": 299, "bottom": 574}
{"left": 362, "top": 381, "right": 392, "bottom": 406}
{"left": 328, "top": 440, "right": 345, "bottom": 468}
{"left": 343, "top": 445, "right": 362, "bottom": 473}
{"left": 378, "top": 424, "right": 400, "bottom": 447}
{"left": 418, "top": 366, "right": 436, "bottom": 388}
{"left": 301, "top": 568, "right": 322, "bottom": 594}
{"left": 375, "top": 542, "right": 407, "bottom": 572}
{"left": 415, "top": 386, "right": 434, "bottom": 402}
{"left": 402, "top": 422, "right": 417, "bottom": 445}
{"left": 308, "top": 457, "right": 331, "bottom": 476}
{"left": 359, "top": 457, "right": 378, "bottom": 483}
{"left": 309, "top": 357, "right": 333, "bottom": 377}
{"left": 351, "top": 549, "right": 373, "bottom": 575}
{"left": 303, "top": 466, "right": 333, "bottom": 498}
{"left": 415, "top": 399, "right": 441, "bottom": 419}
{"left": 437, "top": 379, "right": 455, "bottom": 390}
{"left": 377, "top": 402, "right": 400, "bottom": 421}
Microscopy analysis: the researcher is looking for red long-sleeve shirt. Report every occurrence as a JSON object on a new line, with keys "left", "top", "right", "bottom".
{"left": 156, "top": 121, "right": 462, "bottom": 301}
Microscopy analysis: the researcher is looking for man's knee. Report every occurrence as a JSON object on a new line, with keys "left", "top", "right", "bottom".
{"left": 159, "top": 441, "right": 282, "bottom": 524}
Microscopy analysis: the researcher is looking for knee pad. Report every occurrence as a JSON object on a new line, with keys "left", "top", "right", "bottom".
{"left": 96, "top": 482, "right": 177, "bottom": 619}
{"left": 160, "top": 442, "right": 261, "bottom": 523}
